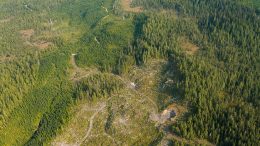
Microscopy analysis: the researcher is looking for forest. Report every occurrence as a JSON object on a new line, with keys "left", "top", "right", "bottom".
{"left": 130, "top": 0, "right": 259, "bottom": 145}
{"left": 0, "top": 0, "right": 259, "bottom": 145}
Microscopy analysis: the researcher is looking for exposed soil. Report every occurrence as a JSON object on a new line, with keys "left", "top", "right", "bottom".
{"left": 33, "top": 40, "right": 53, "bottom": 49}
{"left": 78, "top": 103, "right": 106, "bottom": 145}
{"left": 166, "top": 103, "right": 187, "bottom": 122}
{"left": 53, "top": 58, "right": 214, "bottom": 145}
{"left": 156, "top": 104, "right": 215, "bottom": 146}
{"left": 101, "top": 6, "right": 108, "bottom": 13}
{"left": 51, "top": 102, "right": 107, "bottom": 146}
{"left": 20, "top": 29, "right": 34, "bottom": 40}
{"left": 121, "top": 0, "right": 143, "bottom": 13}
{"left": 94, "top": 37, "right": 100, "bottom": 44}
{"left": 101, "top": 15, "right": 110, "bottom": 20}
{"left": 150, "top": 103, "right": 187, "bottom": 125}
{"left": 180, "top": 37, "right": 199, "bottom": 55}
{"left": 19, "top": 29, "right": 53, "bottom": 50}
{"left": 0, "top": 55, "right": 15, "bottom": 63}
{"left": 70, "top": 54, "right": 99, "bottom": 81}
{"left": 52, "top": 60, "right": 164, "bottom": 145}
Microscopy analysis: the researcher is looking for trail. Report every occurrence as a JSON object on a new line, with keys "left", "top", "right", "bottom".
{"left": 24, "top": 4, "right": 33, "bottom": 11}
{"left": 154, "top": 103, "right": 215, "bottom": 146}
{"left": 101, "top": 15, "right": 110, "bottom": 20}
{"left": 68, "top": 57, "right": 211, "bottom": 145}
{"left": 78, "top": 103, "right": 106, "bottom": 145}
{"left": 135, "top": 90, "right": 158, "bottom": 112}
{"left": 101, "top": 6, "right": 108, "bottom": 13}
{"left": 71, "top": 54, "right": 79, "bottom": 70}
{"left": 70, "top": 54, "right": 99, "bottom": 81}
{"left": 111, "top": 73, "right": 159, "bottom": 112}
{"left": 164, "top": 133, "right": 215, "bottom": 146}
{"left": 94, "top": 37, "right": 100, "bottom": 44}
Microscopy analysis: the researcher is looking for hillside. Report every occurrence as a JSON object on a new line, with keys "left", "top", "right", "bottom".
{"left": 0, "top": 0, "right": 259, "bottom": 145}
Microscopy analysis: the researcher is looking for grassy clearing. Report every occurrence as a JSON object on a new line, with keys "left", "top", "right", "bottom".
{"left": 120, "top": 0, "right": 143, "bottom": 13}
{"left": 179, "top": 37, "right": 199, "bottom": 55}
{"left": 51, "top": 59, "right": 166, "bottom": 145}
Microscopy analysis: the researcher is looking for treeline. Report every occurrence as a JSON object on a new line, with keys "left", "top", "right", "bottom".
{"left": 126, "top": 0, "right": 259, "bottom": 145}
{"left": 0, "top": 49, "right": 72, "bottom": 145}
{"left": 26, "top": 73, "right": 124, "bottom": 146}
{"left": 1, "top": 0, "right": 259, "bottom": 145}
{"left": 0, "top": 0, "right": 119, "bottom": 144}
{"left": 75, "top": 73, "right": 124, "bottom": 100}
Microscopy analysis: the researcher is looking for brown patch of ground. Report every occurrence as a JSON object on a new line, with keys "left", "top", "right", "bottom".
{"left": 0, "top": 55, "right": 15, "bottom": 63}
{"left": 52, "top": 59, "right": 163, "bottom": 145}
{"left": 20, "top": 29, "right": 34, "bottom": 40}
{"left": 157, "top": 102, "right": 215, "bottom": 146}
{"left": 165, "top": 103, "right": 187, "bottom": 123}
{"left": 33, "top": 40, "right": 53, "bottom": 49}
{"left": 179, "top": 37, "right": 199, "bottom": 55}
{"left": 70, "top": 54, "right": 100, "bottom": 81}
{"left": 20, "top": 29, "right": 53, "bottom": 50}
{"left": 51, "top": 102, "right": 107, "bottom": 146}
{"left": 149, "top": 102, "right": 187, "bottom": 125}
{"left": 78, "top": 103, "right": 107, "bottom": 145}
{"left": 121, "top": 0, "right": 143, "bottom": 13}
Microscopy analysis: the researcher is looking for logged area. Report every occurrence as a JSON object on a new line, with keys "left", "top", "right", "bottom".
{"left": 121, "top": 0, "right": 143, "bottom": 13}
{"left": 0, "top": 0, "right": 259, "bottom": 146}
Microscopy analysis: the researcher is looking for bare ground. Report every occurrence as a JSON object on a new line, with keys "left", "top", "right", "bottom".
{"left": 20, "top": 29, "right": 35, "bottom": 40}
{"left": 51, "top": 60, "right": 164, "bottom": 145}
{"left": 0, "top": 55, "right": 16, "bottom": 63}
{"left": 70, "top": 54, "right": 99, "bottom": 81}
{"left": 19, "top": 29, "right": 53, "bottom": 50}
{"left": 53, "top": 58, "right": 214, "bottom": 145}
{"left": 51, "top": 102, "right": 107, "bottom": 146}
{"left": 33, "top": 40, "right": 53, "bottom": 49}
{"left": 101, "top": 6, "right": 108, "bottom": 13}
{"left": 179, "top": 37, "right": 199, "bottom": 55}
{"left": 121, "top": 0, "right": 143, "bottom": 13}
{"left": 78, "top": 103, "right": 107, "bottom": 145}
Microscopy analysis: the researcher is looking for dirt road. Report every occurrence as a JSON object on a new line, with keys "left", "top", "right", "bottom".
{"left": 78, "top": 103, "right": 106, "bottom": 145}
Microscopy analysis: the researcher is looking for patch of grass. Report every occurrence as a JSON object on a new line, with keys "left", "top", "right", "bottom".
{"left": 51, "top": 60, "right": 166, "bottom": 145}
{"left": 239, "top": 0, "right": 260, "bottom": 8}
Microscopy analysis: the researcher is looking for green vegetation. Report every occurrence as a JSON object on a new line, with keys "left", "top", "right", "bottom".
{"left": 0, "top": 0, "right": 259, "bottom": 145}
{"left": 238, "top": 0, "right": 260, "bottom": 8}
{"left": 130, "top": 0, "right": 260, "bottom": 145}
{"left": 0, "top": 0, "right": 125, "bottom": 145}
{"left": 76, "top": 15, "right": 135, "bottom": 72}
